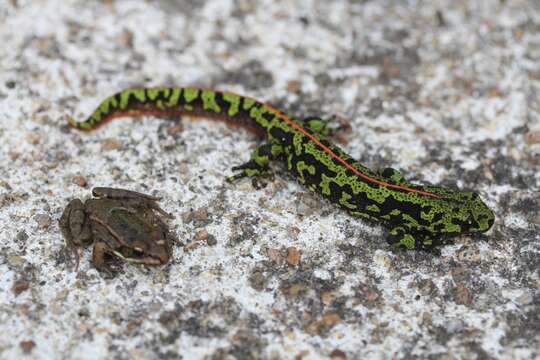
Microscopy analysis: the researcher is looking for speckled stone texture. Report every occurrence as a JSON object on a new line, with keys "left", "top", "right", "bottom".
{"left": 0, "top": 0, "right": 539, "bottom": 359}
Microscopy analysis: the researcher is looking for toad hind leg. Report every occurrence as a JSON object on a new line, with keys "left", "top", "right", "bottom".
{"left": 226, "top": 143, "right": 283, "bottom": 189}
{"left": 92, "top": 187, "right": 173, "bottom": 218}
{"left": 92, "top": 187, "right": 160, "bottom": 201}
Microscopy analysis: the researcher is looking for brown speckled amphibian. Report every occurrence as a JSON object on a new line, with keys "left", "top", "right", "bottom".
{"left": 59, "top": 187, "right": 174, "bottom": 274}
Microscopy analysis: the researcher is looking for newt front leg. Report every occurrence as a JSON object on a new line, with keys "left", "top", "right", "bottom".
{"left": 227, "top": 143, "right": 284, "bottom": 189}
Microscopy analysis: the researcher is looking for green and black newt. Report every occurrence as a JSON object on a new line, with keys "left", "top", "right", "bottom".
{"left": 68, "top": 87, "right": 495, "bottom": 250}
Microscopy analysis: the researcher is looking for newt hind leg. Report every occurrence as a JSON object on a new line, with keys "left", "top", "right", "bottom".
{"left": 226, "top": 143, "right": 283, "bottom": 189}
{"left": 303, "top": 116, "right": 340, "bottom": 137}
{"left": 379, "top": 167, "right": 405, "bottom": 185}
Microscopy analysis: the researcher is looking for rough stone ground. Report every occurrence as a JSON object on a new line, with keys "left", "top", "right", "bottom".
{"left": 0, "top": 0, "right": 539, "bottom": 359}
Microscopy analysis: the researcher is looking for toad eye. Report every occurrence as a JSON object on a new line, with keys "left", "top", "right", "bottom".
{"left": 132, "top": 247, "right": 145, "bottom": 256}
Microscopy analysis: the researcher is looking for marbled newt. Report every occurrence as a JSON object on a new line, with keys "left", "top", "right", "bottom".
{"left": 68, "top": 87, "right": 495, "bottom": 250}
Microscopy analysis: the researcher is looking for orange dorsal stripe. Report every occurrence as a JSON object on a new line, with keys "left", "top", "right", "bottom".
{"left": 262, "top": 103, "right": 442, "bottom": 199}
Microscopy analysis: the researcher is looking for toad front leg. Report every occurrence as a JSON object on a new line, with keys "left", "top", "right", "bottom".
{"left": 59, "top": 199, "right": 93, "bottom": 269}
{"left": 91, "top": 240, "right": 119, "bottom": 277}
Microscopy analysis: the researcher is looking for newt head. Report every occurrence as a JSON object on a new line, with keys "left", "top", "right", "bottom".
{"left": 455, "top": 191, "right": 495, "bottom": 234}
{"left": 467, "top": 192, "right": 495, "bottom": 233}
